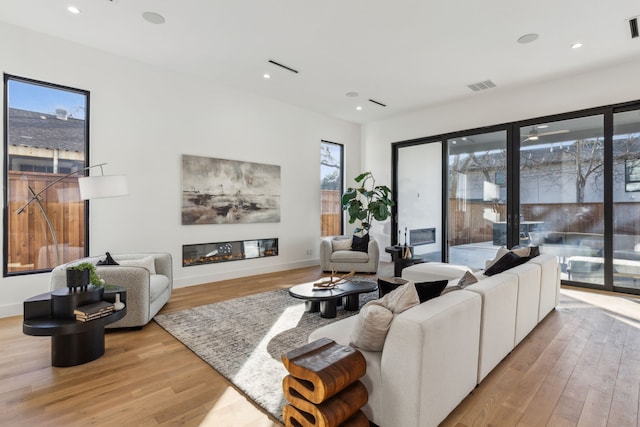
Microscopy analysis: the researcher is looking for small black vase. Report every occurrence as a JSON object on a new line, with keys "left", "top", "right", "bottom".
{"left": 66, "top": 269, "right": 90, "bottom": 289}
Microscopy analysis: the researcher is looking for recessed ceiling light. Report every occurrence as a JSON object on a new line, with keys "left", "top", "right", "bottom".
{"left": 356, "top": 106, "right": 362, "bottom": 111}
{"left": 142, "top": 11, "right": 165, "bottom": 25}
{"left": 517, "top": 33, "right": 539, "bottom": 44}
{"left": 537, "top": 125, "right": 549, "bottom": 129}
{"left": 67, "top": 5, "right": 81, "bottom": 14}
{"left": 571, "top": 42, "right": 583, "bottom": 49}
{"left": 346, "top": 92, "right": 359, "bottom": 98}
{"left": 263, "top": 73, "right": 271, "bottom": 79}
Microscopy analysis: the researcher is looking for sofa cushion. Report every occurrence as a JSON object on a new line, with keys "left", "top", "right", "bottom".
{"left": 349, "top": 304, "right": 394, "bottom": 351}
{"left": 330, "top": 250, "right": 370, "bottom": 263}
{"left": 401, "top": 262, "right": 471, "bottom": 282}
{"left": 332, "top": 238, "right": 352, "bottom": 251}
{"left": 352, "top": 234, "right": 370, "bottom": 252}
{"left": 150, "top": 274, "right": 171, "bottom": 301}
{"left": 118, "top": 256, "right": 156, "bottom": 274}
{"left": 485, "top": 251, "right": 529, "bottom": 276}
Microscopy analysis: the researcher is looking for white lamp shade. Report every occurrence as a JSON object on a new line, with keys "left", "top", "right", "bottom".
{"left": 78, "top": 175, "right": 129, "bottom": 200}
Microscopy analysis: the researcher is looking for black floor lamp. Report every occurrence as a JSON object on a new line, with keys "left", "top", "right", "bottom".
{"left": 15, "top": 163, "right": 128, "bottom": 267}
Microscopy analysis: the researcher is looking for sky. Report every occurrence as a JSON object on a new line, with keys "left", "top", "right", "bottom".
{"left": 7, "top": 78, "right": 87, "bottom": 120}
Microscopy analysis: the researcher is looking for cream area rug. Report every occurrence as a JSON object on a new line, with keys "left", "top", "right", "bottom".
{"left": 153, "top": 286, "right": 377, "bottom": 422}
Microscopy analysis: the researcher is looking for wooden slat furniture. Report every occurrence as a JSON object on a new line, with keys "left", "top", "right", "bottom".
{"left": 281, "top": 338, "right": 368, "bottom": 427}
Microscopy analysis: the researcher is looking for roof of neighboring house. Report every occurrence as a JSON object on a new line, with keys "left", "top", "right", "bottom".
{"left": 7, "top": 108, "right": 85, "bottom": 152}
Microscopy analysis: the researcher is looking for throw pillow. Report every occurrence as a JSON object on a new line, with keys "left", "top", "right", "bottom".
{"left": 332, "top": 238, "right": 352, "bottom": 251}
{"left": 486, "top": 246, "right": 510, "bottom": 270}
{"left": 96, "top": 252, "right": 119, "bottom": 266}
{"left": 378, "top": 280, "right": 420, "bottom": 314}
{"left": 510, "top": 246, "right": 531, "bottom": 258}
{"left": 377, "top": 277, "right": 408, "bottom": 298}
{"left": 118, "top": 256, "right": 156, "bottom": 274}
{"left": 349, "top": 303, "right": 394, "bottom": 351}
{"left": 457, "top": 270, "right": 479, "bottom": 288}
{"left": 413, "top": 280, "right": 449, "bottom": 303}
{"left": 528, "top": 245, "right": 540, "bottom": 258}
{"left": 484, "top": 251, "right": 529, "bottom": 276}
{"left": 351, "top": 234, "right": 370, "bottom": 253}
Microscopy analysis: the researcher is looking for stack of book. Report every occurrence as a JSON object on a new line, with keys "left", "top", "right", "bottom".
{"left": 74, "top": 301, "right": 114, "bottom": 322}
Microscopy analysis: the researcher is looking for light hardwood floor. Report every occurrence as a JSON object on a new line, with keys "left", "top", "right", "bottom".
{"left": 1, "top": 263, "right": 639, "bottom": 426}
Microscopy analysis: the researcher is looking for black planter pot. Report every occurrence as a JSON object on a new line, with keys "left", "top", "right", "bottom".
{"left": 66, "top": 269, "right": 90, "bottom": 289}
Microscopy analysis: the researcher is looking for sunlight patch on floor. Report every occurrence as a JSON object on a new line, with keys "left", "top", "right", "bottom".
{"left": 201, "top": 386, "right": 278, "bottom": 427}
{"left": 561, "top": 287, "right": 640, "bottom": 327}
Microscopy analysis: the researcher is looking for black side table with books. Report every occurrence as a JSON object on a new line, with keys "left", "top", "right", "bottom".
{"left": 23, "top": 285, "right": 127, "bottom": 367}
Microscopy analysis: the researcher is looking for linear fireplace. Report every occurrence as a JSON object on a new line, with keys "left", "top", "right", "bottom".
{"left": 183, "top": 238, "right": 278, "bottom": 267}
{"left": 410, "top": 228, "right": 436, "bottom": 246}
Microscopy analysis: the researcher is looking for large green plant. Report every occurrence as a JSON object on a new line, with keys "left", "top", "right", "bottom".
{"left": 342, "top": 172, "right": 394, "bottom": 235}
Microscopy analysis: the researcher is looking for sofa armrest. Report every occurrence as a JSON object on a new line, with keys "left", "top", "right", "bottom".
{"left": 367, "top": 238, "right": 379, "bottom": 261}
{"left": 320, "top": 238, "right": 333, "bottom": 269}
{"left": 151, "top": 253, "right": 173, "bottom": 288}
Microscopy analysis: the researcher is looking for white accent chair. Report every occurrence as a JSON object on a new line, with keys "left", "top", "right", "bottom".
{"left": 50, "top": 252, "right": 173, "bottom": 328}
{"left": 320, "top": 235, "right": 379, "bottom": 274}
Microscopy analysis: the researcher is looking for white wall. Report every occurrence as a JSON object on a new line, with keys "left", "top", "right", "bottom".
{"left": 397, "top": 143, "right": 442, "bottom": 256}
{"left": 363, "top": 57, "right": 640, "bottom": 248}
{"left": 0, "top": 22, "right": 361, "bottom": 317}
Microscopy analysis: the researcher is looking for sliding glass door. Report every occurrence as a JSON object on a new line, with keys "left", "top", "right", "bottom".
{"left": 447, "top": 130, "right": 507, "bottom": 270}
{"left": 392, "top": 100, "right": 640, "bottom": 295}
{"left": 519, "top": 115, "right": 604, "bottom": 284}
{"left": 613, "top": 109, "right": 640, "bottom": 291}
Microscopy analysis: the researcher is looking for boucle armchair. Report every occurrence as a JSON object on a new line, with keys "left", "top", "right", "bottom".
{"left": 50, "top": 252, "right": 173, "bottom": 328}
{"left": 320, "top": 235, "right": 379, "bottom": 273}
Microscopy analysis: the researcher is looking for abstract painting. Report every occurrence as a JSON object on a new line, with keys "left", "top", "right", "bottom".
{"left": 182, "top": 154, "right": 281, "bottom": 225}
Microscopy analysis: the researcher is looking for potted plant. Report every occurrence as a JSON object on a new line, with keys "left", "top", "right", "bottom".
{"left": 66, "top": 262, "right": 103, "bottom": 289}
{"left": 341, "top": 172, "right": 394, "bottom": 249}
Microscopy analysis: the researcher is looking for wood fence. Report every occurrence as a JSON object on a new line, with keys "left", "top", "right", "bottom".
{"left": 321, "top": 190, "right": 342, "bottom": 236}
{"left": 7, "top": 171, "right": 85, "bottom": 273}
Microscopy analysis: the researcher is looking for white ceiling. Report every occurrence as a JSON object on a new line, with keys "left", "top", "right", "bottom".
{"left": 1, "top": 0, "right": 639, "bottom": 124}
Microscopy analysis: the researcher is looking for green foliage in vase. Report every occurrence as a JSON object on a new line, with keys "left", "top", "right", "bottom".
{"left": 67, "top": 262, "right": 103, "bottom": 286}
{"left": 341, "top": 171, "right": 394, "bottom": 235}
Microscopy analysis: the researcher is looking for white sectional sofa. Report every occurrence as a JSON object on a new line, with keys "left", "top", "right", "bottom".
{"left": 309, "top": 253, "right": 560, "bottom": 427}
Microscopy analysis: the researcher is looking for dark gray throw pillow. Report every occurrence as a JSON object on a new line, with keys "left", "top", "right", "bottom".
{"left": 414, "top": 280, "right": 449, "bottom": 303}
{"left": 484, "top": 251, "right": 528, "bottom": 276}
{"left": 352, "top": 234, "right": 370, "bottom": 252}
{"left": 378, "top": 278, "right": 408, "bottom": 297}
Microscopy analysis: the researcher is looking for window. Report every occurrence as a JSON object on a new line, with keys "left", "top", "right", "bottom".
{"left": 624, "top": 159, "right": 640, "bottom": 192}
{"left": 320, "top": 141, "right": 343, "bottom": 236}
{"left": 4, "top": 75, "right": 89, "bottom": 275}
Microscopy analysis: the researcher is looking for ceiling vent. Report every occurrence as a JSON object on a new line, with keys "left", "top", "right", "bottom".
{"left": 467, "top": 80, "right": 496, "bottom": 92}
{"left": 368, "top": 99, "right": 387, "bottom": 107}
{"left": 268, "top": 59, "right": 299, "bottom": 74}
{"left": 628, "top": 16, "right": 639, "bottom": 39}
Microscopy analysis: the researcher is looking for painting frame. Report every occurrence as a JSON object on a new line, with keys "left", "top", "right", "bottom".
{"left": 182, "top": 154, "right": 281, "bottom": 225}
